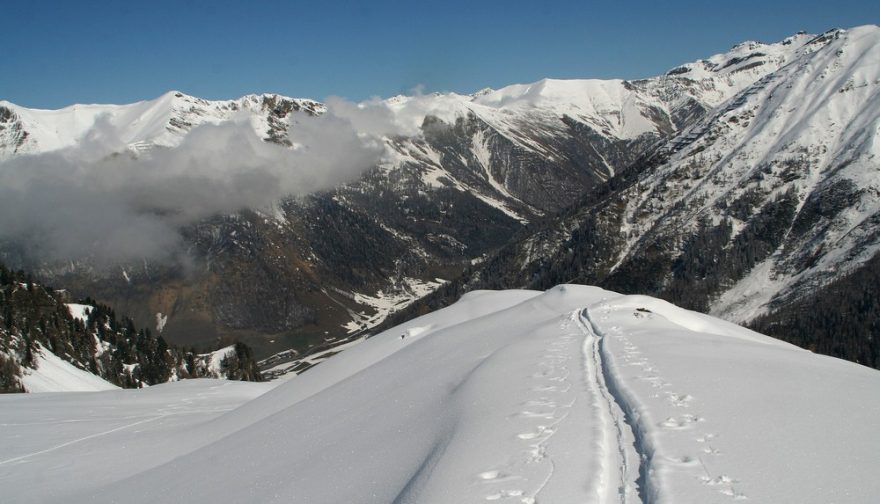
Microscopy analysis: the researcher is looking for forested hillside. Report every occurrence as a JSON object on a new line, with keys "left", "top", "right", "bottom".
{"left": 0, "top": 263, "right": 262, "bottom": 392}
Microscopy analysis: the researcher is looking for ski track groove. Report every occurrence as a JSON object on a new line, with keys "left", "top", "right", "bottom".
{"left": 0, "top": 405, "right": 237, "bottom": 467}
{"left": 580, "top": 304, "right": 748, "bottom": 502}
{"left": 576, "top": 307, "right": 650, "bottom": 504}
{"left": 0, "top": 414, "right": 167, "bottom": 466}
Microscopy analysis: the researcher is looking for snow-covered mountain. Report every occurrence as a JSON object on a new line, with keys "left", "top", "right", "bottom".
{"left": 0, "top": 29, "right": 813, "bottom": 218}
{"left": 429, "top": 26, "right": 880, "bottom": 367}
{"left": 0, "top": 91, "right": 322, "bottom": 159}
{"left": 378, "top": 29, "right": 816, "bottom": 215}
{"left": 1, "top": 27, "right": 876, "bottom": 368}
{"left": 1, "top": 285, "right": 877, "bottom": 503}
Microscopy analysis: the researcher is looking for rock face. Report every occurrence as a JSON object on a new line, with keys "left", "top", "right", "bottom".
{"left": 0, "top": 29, "right": 859, "bottom": 360}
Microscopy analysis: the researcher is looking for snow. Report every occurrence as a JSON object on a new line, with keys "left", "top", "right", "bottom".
{"left": 470, "top": 128, "right": 537, "bottom": 220}
{"left": 471, "top": 78, "right": 659, "bottom": 140}
{"left": 343, "top": 277, "right": 446, "bottom": 333}
{"left": 20, "top": 343, "right": 118, "bottom": 393}
{"left": 403, "top": 139, "right": 528, "bottom": 221}
{"left": 155, "top": 312, "right": 168, "bottom": 333}
{"left": 202, "top": 345, "right": 237, "bottom": 377}
{"left": 0, "top": 379, "right": 273, "bottom": 501}
{"left": 2, "top": 28, "right": 810, "bottom": 169}
{"left": 92, "top": 333, "right": 111, "bottom": 358}
{"left": 388, "top": 140, "right": 527, "bottom": 221}
{"left": 2, "top": 285, "right": 877, "bottom": 503}
{"left": 65, "top": 303, "right": 92, "bottom": 322}
{"left": 262, "top": 336, "right": 366, "bottom": 376}
{"left": 0, "top": 91, "right": 320, "bottom": 158}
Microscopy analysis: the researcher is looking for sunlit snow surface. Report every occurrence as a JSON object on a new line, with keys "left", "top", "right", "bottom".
{"left": 19, "top": 343, "right": 119, "bottom": 393}
{"left": 2, "top": 286, "right": 878, "bottom": 503}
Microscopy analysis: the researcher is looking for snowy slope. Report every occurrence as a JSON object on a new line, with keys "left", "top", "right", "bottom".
{"left": 620, "top": 26, "right": 880, "bottom": 322}
{"left": 19, "top": 343, "right": 119, "bottom": 393}
{"left": 0, "top": 379, "right": 273, "bottom": 501}
{"left": 2, "top": 285, "right": 877, "bottom": 503}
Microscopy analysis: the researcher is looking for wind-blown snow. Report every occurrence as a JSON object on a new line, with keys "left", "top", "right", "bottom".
{"left": 2, "top": 285, "right": 877, "bottom": 503}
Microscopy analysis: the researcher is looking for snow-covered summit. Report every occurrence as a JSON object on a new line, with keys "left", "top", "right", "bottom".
{"left": 0, "top": 91, "right": 322, "bottom": 159}
{"left": 382, "top": 28, "right": 816, "bottom": 143}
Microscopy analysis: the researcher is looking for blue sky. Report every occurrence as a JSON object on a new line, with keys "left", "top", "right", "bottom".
{"left": 3, "top": 0, "right": 878, "bottom": 108}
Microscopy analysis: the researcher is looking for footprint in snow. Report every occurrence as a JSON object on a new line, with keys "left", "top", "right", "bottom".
{"left": 699, "top": 475, "right": 748, "bottom": 499}
{"left": 528, "top": 444, "right": 547, "bottom": 462}
{"left": 638, "top": 375, "right": 670, "bottom": 389}
{"left": 515, "top": 410, "right": 558, "bottom": 420}
{"left": 476, "top": 470, "right": 520, "bottom": 483}
{"left": 665, "top": 392, "right": 694, "bottom": 407}
{"left": 530, "top": 384, "right": 570, "bottom": 393}
{"left": 523, "top": 399, "right": 556, "bottom": 407}
{"left": 485, "top": 489, "right": 524, "bottom": 500}
{"left": 719, "top": 488, "right": 749, "bottom": 500}
{"left": 659, "top": 414, "right": 704, "bottom": 430}
{"left": 702, "top": 474, "right": 738, "bottom": 486}
{"left": 543, "top": 370, "right": 570, "bottom": 382}
{"left": 517, "top": 425, "right": 555, "bottom": 440}
{"left": 664, "top": 455, "right": 700, "bottom": 467}
{"left": 478, "top": 470, "right": 502, "bottom": 480}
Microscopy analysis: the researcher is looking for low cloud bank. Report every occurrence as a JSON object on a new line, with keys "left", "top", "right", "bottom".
{"left": 0, "top": 105, "right": 389, "bottom": 265}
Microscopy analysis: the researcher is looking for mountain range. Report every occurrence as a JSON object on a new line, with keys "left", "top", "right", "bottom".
{"left": 1, "top": 25, "right": 878, "bottom": 372}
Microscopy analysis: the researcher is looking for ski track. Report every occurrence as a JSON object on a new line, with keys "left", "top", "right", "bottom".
{"left": 576, "top": 307, "right": 645, "bottom": 503}
{"left": 0, "top": 414, "right": 167, "bottom": 466}
{"left": 477, "top": 301, "right": 749, "bottom": 503}
{"left": 0, "top": 402, "right": 237, "bottom": 467}
{"left": 579, "top": 303, "right": 748, "bottom": 503}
